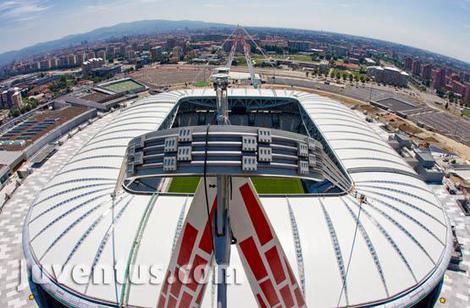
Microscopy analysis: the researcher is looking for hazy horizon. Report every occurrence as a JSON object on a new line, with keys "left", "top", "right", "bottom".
{"left": 0, "top": 0, "right": 469, "bottom": 63}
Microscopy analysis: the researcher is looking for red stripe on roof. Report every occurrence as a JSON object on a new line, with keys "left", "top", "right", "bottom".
{"left": 294, "top": 287, "right": 306, "bottom": 307}
{"left": 180, "top": 291, "right": 193, "bottom": 307}
{"left": 187, "top": 254, "right": 208, "bottom": 291}
{"left": 284, "top": 257, "right": 296, "bottom": 285}
{"left": 280, "top": 285, "right": 295, "bottom": 307}
{"left": 239, "top": 237, "right": 268, "bottom": 280}
{"left": 239, "top": 183, "right": 273, "bottom": 245}
{"left": 196, "top": 283, "right": 206, "bottom": 305}
{"left": 265, "top": 246, "right": 286, "bottom": 285}
{"left": 256, "top": 293, "right": 267, "bottom": 308}
{"left": 198, "top": 198, "right": 217, "bottom": 254}
{"left": 260, "top": 279, "right": 280, "bottom": 306}
{"left": 170, "top": 271, "right": 182, "bottom": 297}
{"left": 157, "top": 294, "right": 165, "bottom": 308}
{"left": 168, "top": 295, "right": 177, "bottom": 308}
{"left": 161, "top": 271, "right": 171, "bottom": 295}
{"left": 177, "top": 223, "right": 199, "bottom": 267}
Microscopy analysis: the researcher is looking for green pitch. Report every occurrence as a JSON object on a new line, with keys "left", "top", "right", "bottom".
{"left": 193, "top": 81, "right": 210, "bottom": 87}
{"left": 101, "top": 80, "right": 143, "bottom": 93}
{"left": 250, "top": 177, "right": 305, "bottom": 194}
{"left": 168, "top": 177, "right": 305, "bottom": 194}
{"left": 168, "top": 177, "right": 201, "bottom": 193}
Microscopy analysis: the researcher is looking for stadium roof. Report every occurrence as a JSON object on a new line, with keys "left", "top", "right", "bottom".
{"left": 23, "top": 89, "right": 451, "bottom": 307}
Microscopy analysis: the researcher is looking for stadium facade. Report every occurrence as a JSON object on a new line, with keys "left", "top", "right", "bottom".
{"left": 23, "top": 89, "right": 451, "bottom": 307}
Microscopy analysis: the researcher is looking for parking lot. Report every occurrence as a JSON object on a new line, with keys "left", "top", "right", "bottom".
{"left": 411, "top": 112, "right": 470, "bottom": 146}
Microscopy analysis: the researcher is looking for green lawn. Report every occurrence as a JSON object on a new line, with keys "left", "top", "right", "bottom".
{"left": 101, "top": 80, "right": 144, "bottom": 93}
{"left": 462, "top": 109, "right": 470, "bottom": 117}
{"left": 168, "top": 177, "right": 201, "bottom": 193}
{"left": 251, "top": 177, "right": 305, "bottom": 194}
{"left": 193, "top": 81, "right": 210, "bottom": 87}
{"left": 236, "top": 54, "right": 314, "bottom": 66}
{"left": 279, "top": 54, "right": 313, "bottom": 62}
{"left": 167, "top": 176, "right": 305, "bottom": 194}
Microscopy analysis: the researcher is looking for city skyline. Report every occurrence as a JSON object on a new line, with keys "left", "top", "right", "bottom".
{"left": 0, "top": 0, "right": 469, "bottom": 63}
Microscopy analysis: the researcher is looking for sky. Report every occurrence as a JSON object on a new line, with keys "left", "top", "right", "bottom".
{"left": 0, "top": 0, "right": 469, "bottom": 63}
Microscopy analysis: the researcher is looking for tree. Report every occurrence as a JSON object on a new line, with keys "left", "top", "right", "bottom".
{"left": 342, "top": 73, "right": 348, "bottom": 80}
{"left": 335, "top": 72, "right": 341, "bottom": 79}
{"left": 20, "top": 105, "right": 31, "bottom": 114}
{"left": 360, "top": 76, "right": 365, "bottom": 83}
{"left": 9, "top": 108, "right": 20, "bottom": 118}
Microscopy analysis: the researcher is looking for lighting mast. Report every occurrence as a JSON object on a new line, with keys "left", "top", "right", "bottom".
{"left": 212, "top": 72, "right": 231, "bottom": 307}
{"left": 225, "top": 26, "right": 259, "bottom": 88}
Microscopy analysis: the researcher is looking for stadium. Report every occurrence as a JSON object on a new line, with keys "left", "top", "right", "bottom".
{"left": 23, "top": 88, "right": 452, "bottom": 307}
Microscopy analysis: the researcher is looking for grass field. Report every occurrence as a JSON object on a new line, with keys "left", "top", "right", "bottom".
{"left": 462, "top": 109, "right": 470, "bottom": 118}
{"left": 101, "top": 80, "right": 144, "bottom": 93}
{"left": 251, "top": 177, "right": 305, "bottom": 194}
{"left": 167, "top": 176, "right": 305, "bottom": 194}
{"left": 193, "top": 81, "right": 210, "bottom": 87}
{"left": 235, "top": 54, "right": 314, "bottom": 67}
{"left": 168, "top": 177, "right": 201, "bottom": 193}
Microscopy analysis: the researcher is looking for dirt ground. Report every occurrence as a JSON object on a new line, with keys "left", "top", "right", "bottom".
{"left": 130, "top": 64, "right": 208, "bottom": 88}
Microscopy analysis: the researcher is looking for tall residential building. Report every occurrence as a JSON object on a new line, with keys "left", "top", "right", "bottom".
{"left": 452, "top": 80, "right": 466, "bottom": 97}
{"left": 172, "top": 46, "right": 182, "bottom": 61}
{"left": 464, "top": 72, "right": 470, "bottom": 82}
{"left": 86, "top": 51, "right": 95, "bottom": 60}
{"left": 411, "top": 59, "right": 421, "bottom": 76}
{"left": 421, "top": 64, "right": 432, "bottom": 80}
{"left": 166, "top": 37, "right": 177, "bottom": 49}
{"left": 0, "top": 90, "right": 8, "bottom": 108}
{"left": 10, "top": 91, "right": 23, "bottom": 109}
{"left": 288, "top": 40, "right": 313, "bottom": 52}
{"left": 150, "top": 46, "right": 163, "bottom": 60}
{"left": 431, "top": 68, "right": 446, "bottom": 89}
{"left": 58, "top": 56, "right": 67, "bottom": 67}
{"left": 367, "top": 66, "right": 409, "bottom": 87}
{"left": 81, "top": 58, "right": 105, "bottom": 76}
{"left": 50, "top": 57, "right": 59, "bottom": 68}
{"left": 97, "top": 50, "right": 107, "bottom": 60}
{"left": 76, "top": 53, "right": 84, "bottom": 65}
{"left": 0, "top": 87, "right": 23, "bottom": 109}
{"left": 464, "top": 83, "right": 470, "bottom": 103}
{"left": 67, "top": 54, "right": 76, "bottom": 66}
{"left": 404, "top": 57, "right": 413, "bottom": 71}
{"left": 39, "top": 59, "right": 50, "bottom": 70}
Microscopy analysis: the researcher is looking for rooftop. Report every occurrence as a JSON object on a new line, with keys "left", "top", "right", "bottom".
{"left": 23, "top": 89, "right": 451, "bottom": 307}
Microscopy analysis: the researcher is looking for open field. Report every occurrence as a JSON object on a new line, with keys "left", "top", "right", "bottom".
{"left": 168, "top": 177, "right": 200, "bottom": 193}
{"left": 130, "top": 64, "right": 209, "bottom": 88}
{"left": 101, "top": 79, "right": 143, "bottom": 93}
{"left": 193, "top": 81, "right": 210, "bottom": 87}
{"left": 168, "top": 176, "right": 305, "bottom": 194}
{"left": 251, "top": 177, "right": 305, "bottom": 194}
